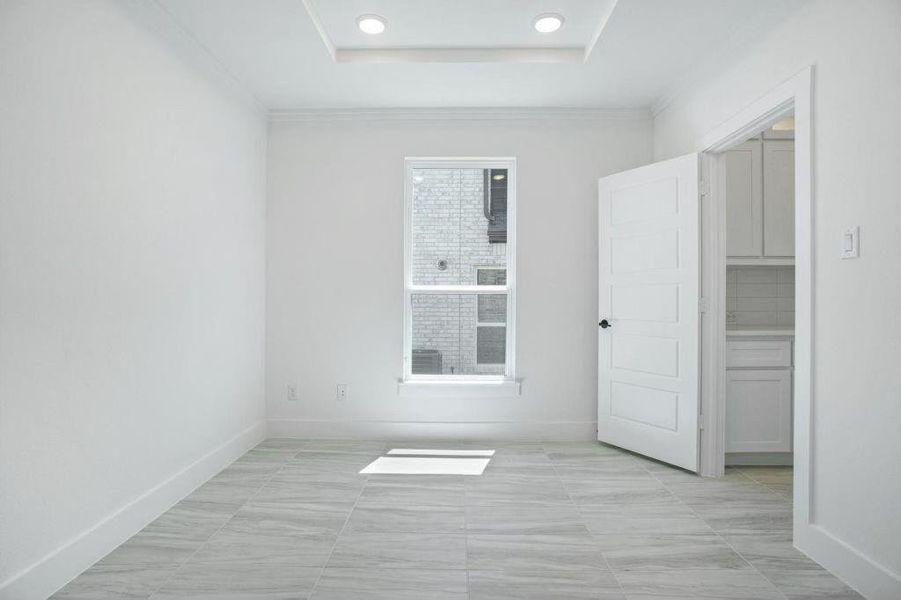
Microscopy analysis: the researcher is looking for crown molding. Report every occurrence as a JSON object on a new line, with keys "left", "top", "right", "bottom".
{"left": 268, "top": 107, "right": 652, "bottom": 124}
{"left": 138, "top": 0, "right": 267, "bottom": 116}
{"left": 301, "top": 0, "right": 619, "bottom": 65}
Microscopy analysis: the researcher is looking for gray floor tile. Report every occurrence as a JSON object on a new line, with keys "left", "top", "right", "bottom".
{"left": 616, "top": 567, "right": 785, "bottom": 599}
{"left": 328, "top": 532, "right": 466, "bottom": 569}
{"left": 345, "top": 503, "right": 466, "bottom": 533}
{"left": 720, "top": 531, "right": 814, "bottom": 567}
{"left": 311, "top": 567, "right": 467, "bottom": 599}
{"left": 177, "top": 481, "right": 261, "bottom": 517}
{"left": 692, "top": 503, "right": 793, "bottom": 534}
{"left": 465, "top": 502, "right": 588, "bottom": 535}
{"left": 190, "top": 508, "right": 337, "bottom": 567}
{"left": 58, "top": 440, "right": 860, "bottom": 600}
{"left": 564, "top": 481, "right": 675, "bottom": 506}
{"left": 468, "top": 569, "right": 625, "bottom": 599}
{"left": 358, "top": 474, "right": 465, "bottom": 506}
{"left": 51, "top": 564, "right": 177, "bottom": 599}
{"left": 467, "top": 534, "right": 606, "bottom": 571}
{"left": 761, "top": 566, "right": 865, "bottom": 599}
{"left": 150, "top": 561, "right": 321, "bottom": 599}
{"left": 96, "top": 508, "right": 226, "bottom": 569}
{"left": 596, "top": 533, "right": 748, "bottom": 571}
{"left": 257, "top": 477, "right": 364, "bottom": 506}
{"left": 579, "top": 502, "right": 712, "bottom": 536}
{"left": 465, "top": 475, "right": 573, "bottom": 505}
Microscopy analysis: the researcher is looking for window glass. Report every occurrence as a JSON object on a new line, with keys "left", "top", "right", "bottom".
{"left": 411, "top": 293, "right": 506, "bottom": 375}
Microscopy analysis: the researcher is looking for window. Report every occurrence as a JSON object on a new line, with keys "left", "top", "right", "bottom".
{"left": 404, "top": 158, "right": 515, "bottom": 381}
{"left": 476, "top": 268, "right": 506, "bottom": 366}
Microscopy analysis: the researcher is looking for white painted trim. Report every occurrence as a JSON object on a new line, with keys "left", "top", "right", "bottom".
{"left": 726, "top": 257, "right": 795, "bottom": 266}
{"left": 697, "top": 66, "right": 810, "bottom": 490}
{"left": 266, "top": 418, "right": 595, "bottom": 441}
{"left": 268, "top": 107, "right": 652, "bottom": 124}
{"left": 299, "top": 0, "right": 337, "bottom": 61}
{"left": 795, "top": 525, "right": 901, "bottom": 600}
{"left": 299, "top": 1, "right": 618, "bottom": 65}
{"left": 397, "top": 379, "right": 521, "bottom": 399}
{"left": 725, "top": 452, "right": 793, "bottom": 466}
{"left": 0, "top": 421, "right": 266, "bottom": 600}
{"left": 699, "top": 150, "right": 728, "bottom": 478}
{"left": 335, "top": 47, "right": 584, "bottom": 64}
{"left": 583, "top": 0, "right": 621, "bottom": 62}
{"left": 140, "top": 0, "right": 266, "bottom": 115}
{"left": 696, "top": 63, "right": 899, "bottom": 600}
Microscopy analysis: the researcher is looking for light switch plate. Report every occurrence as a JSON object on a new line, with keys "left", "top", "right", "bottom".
{"left": 841, "top": 226, "right": 859, "bottom": 259}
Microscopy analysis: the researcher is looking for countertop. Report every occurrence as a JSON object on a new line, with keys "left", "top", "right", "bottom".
{"left": 726, "top": 326, "right": 795, "bottom": 337}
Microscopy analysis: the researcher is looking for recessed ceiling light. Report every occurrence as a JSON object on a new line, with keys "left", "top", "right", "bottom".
{"left": 492, "top": 174, "right": 506, "bottom": 181}
{"left": 357, "top": 14, "right": 386, "bottom": 35}
{"left": 533, "top": 13, "right": 564, "bottom": 33}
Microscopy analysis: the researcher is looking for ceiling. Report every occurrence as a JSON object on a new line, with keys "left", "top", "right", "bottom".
{"left": 152, "top": 0, "right": 806, "bottom": 110}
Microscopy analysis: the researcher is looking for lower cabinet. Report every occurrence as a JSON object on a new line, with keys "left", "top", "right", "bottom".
{"left": 725, "top": 338, "right": 793, "bottom": 453}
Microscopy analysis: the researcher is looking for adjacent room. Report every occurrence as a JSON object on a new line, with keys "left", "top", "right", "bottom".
{"left": 1, "top": 1, "right": 899, "bottom": 599}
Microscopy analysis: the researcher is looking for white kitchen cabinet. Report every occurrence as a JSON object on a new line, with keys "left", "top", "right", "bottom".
{"left": 723, "top": 139, "right": 794, "bottom": 263}
{"left": 726, "top": 369, "right": 792, "bottom": 452}
{"left": 724, "top": 141, "right": 763, "bottom": 257}
{"left": 763, "top": 140, "right": 795, "bottom": 257}
{"left": 725, "top": 337, "right": 793, "bottom": 454}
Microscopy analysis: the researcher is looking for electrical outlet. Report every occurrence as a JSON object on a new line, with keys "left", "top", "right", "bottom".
{"left": 336, "top": 384, "right": 348, "bottom": 402}
{"left": 286, "top": 384, "right": 299, "bottom": 402}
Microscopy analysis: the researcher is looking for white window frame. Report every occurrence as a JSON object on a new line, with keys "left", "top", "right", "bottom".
{"left": 474, "top": 266, "right": 507, "bottom": 367}
{"left": 403, "top": 157, "right": 516, "bottom": 383}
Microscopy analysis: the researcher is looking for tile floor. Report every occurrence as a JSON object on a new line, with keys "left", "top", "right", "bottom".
{"left": 53, "top": 440, "right": 863, "bottom": 599}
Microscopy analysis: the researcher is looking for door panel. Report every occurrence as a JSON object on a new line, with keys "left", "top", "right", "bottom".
{"left": 598, "top": 153, "right": 700, "bottom": 471}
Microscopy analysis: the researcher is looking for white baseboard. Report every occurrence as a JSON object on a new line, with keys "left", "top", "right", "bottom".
{"left": 726, "top": 452, "right": 793, "bottom": 466}
{"left": 266, "top": 418, "right": 597, "bottom": 441}
{"left": 795, "top": 522, "right": 901, "bottom": 600}
{"left": 0, "top": 420, "right": 266, "bottom": 600}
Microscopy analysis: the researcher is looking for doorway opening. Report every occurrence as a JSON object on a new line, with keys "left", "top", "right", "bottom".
{"left": 697, "top": 67, "right": 813, "bottom": 548}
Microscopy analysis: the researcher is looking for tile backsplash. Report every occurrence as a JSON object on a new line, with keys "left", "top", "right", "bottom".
{"left": 726, "top": 266, "right": 794, "bottom": 327}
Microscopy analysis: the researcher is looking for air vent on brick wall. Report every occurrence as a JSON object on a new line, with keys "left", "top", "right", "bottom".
{"left": 412, "top": 349, "right": 442, "bottom": 375}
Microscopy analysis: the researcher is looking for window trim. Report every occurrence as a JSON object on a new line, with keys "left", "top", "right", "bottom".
{"left": 403, "top": 157, "right": 517, "bottom": 383}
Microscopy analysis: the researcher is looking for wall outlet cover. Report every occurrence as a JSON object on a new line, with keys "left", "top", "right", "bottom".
{"left": 336, "top": 384, "right": 348, "bottom": 402}
{"left": 286, "top": 384, "right": 299, "bottom": 402}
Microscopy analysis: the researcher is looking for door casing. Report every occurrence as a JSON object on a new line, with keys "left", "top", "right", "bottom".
{"left": 695, "top": 67, "right": 813, "bottom": 545}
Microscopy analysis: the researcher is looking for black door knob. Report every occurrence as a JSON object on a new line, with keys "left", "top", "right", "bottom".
{"left": 599, "top": 319, "right": 611, "bottom": 329}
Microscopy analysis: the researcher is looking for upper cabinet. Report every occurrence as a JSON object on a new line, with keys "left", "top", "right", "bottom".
{"left": 723, "top": 138, "right": 794, "bottom": 263}
{"left": 724, "top": 141, "right": 763, "bottom": 258}
{"left": 763, "top": 140, "right": 795, "bottom": 257}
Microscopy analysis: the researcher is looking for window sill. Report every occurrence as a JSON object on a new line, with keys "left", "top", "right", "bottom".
{"left": 397, "top": 379, "right": 521, "bottom": 399}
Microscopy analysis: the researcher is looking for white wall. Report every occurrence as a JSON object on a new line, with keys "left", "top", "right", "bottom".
{"left": 267, "top": 113, "right": 652, "bottom": 440}
{"left": 653, "top": 1, "right": 901, "bottom": 597}
{"left": 0, "top": 1, "right": 267, "bottom": 597}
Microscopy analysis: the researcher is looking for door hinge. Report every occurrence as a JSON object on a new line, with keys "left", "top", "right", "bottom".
{"left": 699, "top": 297, "right": 709, "bottom": 314}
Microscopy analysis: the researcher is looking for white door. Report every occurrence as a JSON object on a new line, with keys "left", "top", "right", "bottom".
{"left": 598, "top": 153, "right": 700, "bottom": 471}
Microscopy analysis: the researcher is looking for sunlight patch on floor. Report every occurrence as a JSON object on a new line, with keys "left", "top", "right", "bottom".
{"left": 386, "top": 448, "right": 495, "bottom": 457}
{"left": 360, "top": 449, "right": 494, "bottom": 475}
